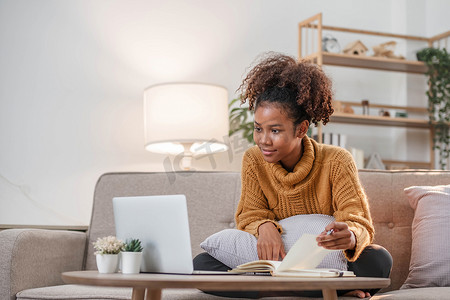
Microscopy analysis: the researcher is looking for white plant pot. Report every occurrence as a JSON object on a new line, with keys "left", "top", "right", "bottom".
{"left": 121, "top": 252, "right": 143, "bottom": 274}
{"left": 96, "top": 254, "right": 119, "bottom": 274}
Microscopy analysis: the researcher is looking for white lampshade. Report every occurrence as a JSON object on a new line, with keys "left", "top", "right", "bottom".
{"left": 144, "top": 83, "right": 229, "bottom": 169}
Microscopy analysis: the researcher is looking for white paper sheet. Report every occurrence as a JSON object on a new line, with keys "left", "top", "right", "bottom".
{"left": 276, "top": 233, "right": 330, "bottom": 272}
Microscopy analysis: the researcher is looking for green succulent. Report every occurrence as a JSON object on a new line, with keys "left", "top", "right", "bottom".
{"left": 123, "top": 238, "right": 143, "bottom": 252}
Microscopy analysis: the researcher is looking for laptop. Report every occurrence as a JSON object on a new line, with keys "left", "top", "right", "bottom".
{"left": 112, "top": 194, "right": 231, "bottom": 275}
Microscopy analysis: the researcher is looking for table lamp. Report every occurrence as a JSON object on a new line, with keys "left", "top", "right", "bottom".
{"left": 144, "top": 83, "right": 229, "bottom": 170}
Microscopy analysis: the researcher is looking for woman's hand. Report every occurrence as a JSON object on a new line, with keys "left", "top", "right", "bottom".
{"left": 316, "top": 221, "right": 356, "bottom": 251}
{"left": 257, "top": 222, "right": 286, "bottom": 261}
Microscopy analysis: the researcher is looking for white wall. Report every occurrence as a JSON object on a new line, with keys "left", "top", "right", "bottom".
{"left": 0, "top": 0, "right": 449, "bottom": 226}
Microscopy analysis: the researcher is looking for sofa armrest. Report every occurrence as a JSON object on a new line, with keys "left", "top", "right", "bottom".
{"left": 0, "top": 229, "right": 87, "bottom": 300}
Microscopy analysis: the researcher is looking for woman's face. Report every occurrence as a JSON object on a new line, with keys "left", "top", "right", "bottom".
{"left": 253, "top": 103, "right": 308, "bottom": 171}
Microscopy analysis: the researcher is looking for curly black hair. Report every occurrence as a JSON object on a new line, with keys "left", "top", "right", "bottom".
{"left": 238, "top": 52, "right": 334, "bottom": 127}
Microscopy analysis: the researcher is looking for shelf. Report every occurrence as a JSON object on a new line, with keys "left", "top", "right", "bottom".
{"left": 330, "top": 113, "right": 430, "bottom": 128}
{"left": 304, "top": 52, "right": 427, "bottom": 74}
{"left": 334, "top": 100, "right": 428, "bottom": 113}
{"left": 305, "top": 23, "right": 431, "bottom": 42}
{"left": 381, "top": 159, "right": 433, "bottom": 170}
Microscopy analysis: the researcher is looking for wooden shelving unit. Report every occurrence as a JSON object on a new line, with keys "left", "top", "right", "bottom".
{"left": 298, "top": 13, "right": 450, "bottom": 170}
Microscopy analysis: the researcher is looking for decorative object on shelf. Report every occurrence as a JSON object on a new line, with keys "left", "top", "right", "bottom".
{"left": 417, "top": 47, "right": 450, "bottom": 170}
{"left": 343, "top": 104, "right": 354, "bottom": 114}
{"left": 372, "top": 41, "right": 405, "bottom": 59}
{"left": 121, "top": 238, "right": 144, "bottom": 274}
{"left": 379, "top": 109, "right": 391, "bottom": 117}
{"left": 333, "top": 100, "right": 343, "bottom": 113}
{"left": 365, "top": 153, "right": 386, "bottom": 170}
{"left": 93, "top": 236, "right": 124, "bottom": 274}
{"left": 361, "top": 100, "right": 370, "bottom": 115}
{"left": 322, "top": 35, "right": 341, "bottom": 53}
{"left": 144, "top": 83, "right": 229, "bottom": 170}
{"left": 342, "top": 40, "right": 368, "bottom": 56}
{"left": 395, "top": 112, "right": 408, "bottom": 118}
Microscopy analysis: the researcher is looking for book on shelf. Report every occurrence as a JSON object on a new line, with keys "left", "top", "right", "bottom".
{"left": 330, "top": 133, "right": 340, "bottom": 147}
{"left": 230, "top": 234, "right": 355, "bottom": 278}
{"left": 313, "top": 133, "right": 347, "bottom": 149}
{"left": 339, "top": 134, "right": 347, "bottom": 149}
{"left": 323, "top": 132, "right": 331, "bottom": 145}
{"left": 348, "top": 147, "right": 364, "bottom": 169}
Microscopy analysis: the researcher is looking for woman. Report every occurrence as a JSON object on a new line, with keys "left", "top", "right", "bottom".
{"left": 194, "top": 53, "right": 392, "bottom": 298}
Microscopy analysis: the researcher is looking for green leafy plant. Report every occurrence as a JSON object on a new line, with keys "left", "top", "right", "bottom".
{"left": 123, "top": 238, "right": 143, "bottom": 252}
{"left": 229, "top": 97, "right": 255, "bottom": 144}
{"left": 417, "top": 47, "right": 450, "bottom": 169}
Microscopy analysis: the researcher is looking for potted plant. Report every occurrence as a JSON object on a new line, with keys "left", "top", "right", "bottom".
{"left": 120, "top": 238, "right": 144, "bottom": 274}
{"left": 417, "top": 47, "right": 450, "bottom": 169}
{"left": 92, "top": 236, "right": 124, "bottom": 273}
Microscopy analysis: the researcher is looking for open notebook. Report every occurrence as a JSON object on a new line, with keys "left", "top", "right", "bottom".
{"left": 230, "top": 234, "right": 354, "bottom": 278}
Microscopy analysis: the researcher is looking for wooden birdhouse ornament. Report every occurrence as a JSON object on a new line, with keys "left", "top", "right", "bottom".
{"left": 343, "top": 40, "right": 368, "bottom": 56}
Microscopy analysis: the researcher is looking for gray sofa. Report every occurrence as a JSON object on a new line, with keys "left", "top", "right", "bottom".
{"left": 2, "top": 170, "right": 450, "bottom": 300}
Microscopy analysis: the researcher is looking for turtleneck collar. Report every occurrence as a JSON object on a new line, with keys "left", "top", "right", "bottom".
{"left": 268, "top": 136, "right": 316, "bottom": 186}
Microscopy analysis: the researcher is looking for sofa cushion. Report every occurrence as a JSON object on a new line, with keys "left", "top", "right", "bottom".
{"left": 200, "top": 214, "right": 347, "bottom": 270}
{"left": 17, "top": 285, "right": 132, "bottom": 300}
{"left": 16, "top": 285, "right": 218, "bottom": 300}
{"left": 401, "top": 184, "right": 450, "bottom": 289}
{"left": 372, "top": 287, "right": 450, "bottom": 300}
{"left": 16, "top": 284, "right": 361, "bottom": 300}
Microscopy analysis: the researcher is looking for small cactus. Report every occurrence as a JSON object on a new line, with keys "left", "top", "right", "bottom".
{"left": 123, "top": 238, "right": 143, "bottom": 252}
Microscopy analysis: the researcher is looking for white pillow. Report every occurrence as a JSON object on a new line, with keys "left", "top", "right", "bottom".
{"left": 200, "top": 214, "right": 347, "bottom": 270}
{"left": 401, "top": 184, "right": 450, "bottom": 289}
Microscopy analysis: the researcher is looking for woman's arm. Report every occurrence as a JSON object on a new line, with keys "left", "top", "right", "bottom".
{"left": 316, "top": 221, "right": 356, "bottom": 250}
{"left": 257, "top": 222, "right": 286, "bottom": 261}
{"left": 235, "top": 149, "right": 285, "bottom": 260}
{"left": 235, "top": 149, "right": 282, "bottom": 236}
{"left": 327, "top": 149, "right": 374, "bottom": 261}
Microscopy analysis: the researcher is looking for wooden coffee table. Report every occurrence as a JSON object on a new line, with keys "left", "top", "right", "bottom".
{"left": 62, "top": 270, "right": 390, "bottom": 300}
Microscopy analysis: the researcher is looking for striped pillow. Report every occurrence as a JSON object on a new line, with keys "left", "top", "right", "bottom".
{"left": 200, "top": 214, "right": 347, "bottom": 270}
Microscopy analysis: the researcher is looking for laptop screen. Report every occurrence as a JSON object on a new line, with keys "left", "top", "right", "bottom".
{"left": 112, "top": 194, "right": 194, "bottom": 274}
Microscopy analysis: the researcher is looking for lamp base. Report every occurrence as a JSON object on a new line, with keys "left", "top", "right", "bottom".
{"left": 181, "top": 155, "right": 193, "bottom": 171}
{"left": 180, "top": 143, "right": 194, "bottom": 171}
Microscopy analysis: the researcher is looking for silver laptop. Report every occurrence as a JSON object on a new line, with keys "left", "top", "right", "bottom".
{"left": 113, "top": 194, "right": 194, "bottom": 274}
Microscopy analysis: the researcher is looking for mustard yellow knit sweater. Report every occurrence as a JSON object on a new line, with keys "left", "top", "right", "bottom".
{"left": 235, "top": 136, "right": 374, "bottom": 261}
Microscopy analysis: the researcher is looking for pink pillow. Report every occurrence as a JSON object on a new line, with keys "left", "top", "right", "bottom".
{"left": 401, "top": 184, "right": 450, "bottom": 289}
